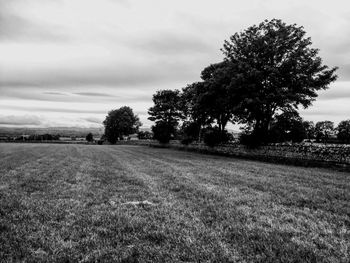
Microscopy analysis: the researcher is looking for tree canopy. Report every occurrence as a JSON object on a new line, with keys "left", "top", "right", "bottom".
{"left": 148, "top": 90, "right": 183, "bottom": 143}
{"left": 315, "top": 121, "right": 334, "bottom": 143}
{"left": 220, "top": 19, "right": 337, "bottom": 142}
{"left": 148, "top": 19, "right": 338, "bottom": 146}
{"left": 85, "top": 133, "right": 93, "bottom": 142}
{"left": 103, "top": 106, "right": 141, "bottom": 144}
{"left": 337, "top": 120, "right": 350, "bottom": 143}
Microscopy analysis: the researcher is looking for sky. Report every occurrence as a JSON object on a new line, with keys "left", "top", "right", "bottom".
{"left": 0, "top": 0, "right": 349, "bottom": 129}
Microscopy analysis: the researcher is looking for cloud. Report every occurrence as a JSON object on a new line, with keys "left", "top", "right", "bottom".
{"left": 0, "top": 87, "right": 153, "bottom": 104}
{"left": 317, "top": 81, "right": 350, "bottom": 100}
{"left": 0, "top": 115, "right": 41, "bottom": 126}
{"left": 0, "top": 60, "right": 201, "bottom": 88}
{"left": 1, "top": 104, "right": 107, "bottom": 114}
{"left": 0, "top": 0, "right": 349, "bottom": 128}
{"left": 74, "top": 92, "right": 113, "bottom": 97}
{"left": 337, "top": 64, "right": 350, "bottom": 81}
{"left": 0, "top": 3, "right": 70, "bottom": 42}
{"left": 43, "top": 92, "right": 67, "bottom": 96}
{"left": 84, "top": 117, "right": 103, "bottom": 124}
{"left": 131, "top": 32, "right": 215, "bottom": 55}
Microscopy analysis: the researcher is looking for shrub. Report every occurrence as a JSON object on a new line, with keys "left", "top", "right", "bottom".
{"left": 203, "top": 127, "right": 230, "bottom": 147}
{"left": 86, "top": 133, "right": 94, "bottom": 142}
{"left": 180, "top": 137, "right": 194, "bottom": 145}
{"left": 152, "top": 122, "right": 174, "bottom": 144}
{"left": 239, "top": 132, "right": 261, "bottom": 148}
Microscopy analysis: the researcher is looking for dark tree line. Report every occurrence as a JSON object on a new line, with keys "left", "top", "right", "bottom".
{"left": 148, "top": 19, "right": 339, "bottom": 146}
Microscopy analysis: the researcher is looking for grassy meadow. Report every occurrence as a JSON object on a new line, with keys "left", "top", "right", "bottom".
{"left": 0, "top": 143, "right": 349, "bottom": 262}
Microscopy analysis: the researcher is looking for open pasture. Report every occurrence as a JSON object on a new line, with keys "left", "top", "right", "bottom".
{"left": 0, "top": 143, "right": 349, "bottom": 262}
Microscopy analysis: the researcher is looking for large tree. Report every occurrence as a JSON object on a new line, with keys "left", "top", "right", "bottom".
{"left": 221, "top": 19, "right": 338, "bottom": 143}
{"left": 181, "top": 62, "right": 239, "bottom": 142}
{"left": 198, "top": 62, "right": 239, "bottom": 132}
{"left": 103, "top": 106, "right": 141, "bottom": 144}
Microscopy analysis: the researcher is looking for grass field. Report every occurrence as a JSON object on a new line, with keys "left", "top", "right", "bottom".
{"left": 0, "top": 143, "right": 349, "bottom": 262}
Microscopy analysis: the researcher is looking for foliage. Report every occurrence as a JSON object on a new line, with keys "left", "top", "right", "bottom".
{"left": 221, "top": 19, "right": 337, "bottom": 143}
{"left": 203, "top": 127, "right": 230, "bottom": 147}
{"left": 302, "top": 121, "right": 315, "bottom": 140}
{"left": 181, "top": 82, "right": 213, "bottom": 128}
{"left": 85, "top": 133, "right": 93, "bottom": 142}
{"left": 26, "top": 134, "right": 60, "bottom": 141}
{"left": 148, "top": 90, "right": 183, "bottom": 143}
{"left": 337, "top": 119, "right": 350, "bottom": 143}
{"left": 239, "top": 131, "right": 262, "bottom": 148}
{"left": 137, "top": 131, "right": 153, "bottom": 140}
{"left": 179, "top": 121, "right": 202, "bottom": 145}
{"left": 103, "top": 106, "right": 141, "bottom": 144}
{"left": 148, "top": 89, "right": 183, "bottom": 126}
{"left": 151, "top": 121, "right": 174, "bottom": 144}
{"left": 315, "top": 121, "right": 334, "bottom": 143}
{"left": 149, "top": 19, "right": 338, "bottom": 147}
{"left": 269, "top": 111, "right": 306, "bottom": 143}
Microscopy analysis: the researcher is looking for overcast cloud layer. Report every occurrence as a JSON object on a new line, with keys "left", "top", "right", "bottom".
{"left": 0, "top": 0, "right": 349, "bottom": 128}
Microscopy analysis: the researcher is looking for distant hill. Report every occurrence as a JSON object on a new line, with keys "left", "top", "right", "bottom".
{"left": 0, "top": 127, "right": 104, "bottom": 137}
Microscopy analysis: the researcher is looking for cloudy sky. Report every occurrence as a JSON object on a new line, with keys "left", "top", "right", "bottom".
{"left": 0, "top": 0, "right": 349, "bottom": 128}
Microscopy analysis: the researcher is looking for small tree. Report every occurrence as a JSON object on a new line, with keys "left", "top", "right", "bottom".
{"left": 86, "top": 133, "right": 93, "bottom": 142}
{"left": 152, "top": 121, "right": 174, "bottom": 144}
{"left": 302, "top": 121, "right": 315, "bottom": 140}
{"left": 137, "top": 131, "right": 152, "bottom": 140}
{"left": 148, "top": 90, "right": 183, "bottom": 143}
{"left": 203, "top": 127, "right": 231, "bottom": 147}
{"left": 315, "top": 121, "right": 334, "bottom": 143}
{"left": 179, "top": 121, "right": 202, "bottom": 145}
{"left": 269, "top": 111, "right": 306, "bottom": 143}
{"left": 103, "top": 106, "right": 141, "bottom": 144}
{"left": 337, "top": 120, "right": 350, "bottom": 144}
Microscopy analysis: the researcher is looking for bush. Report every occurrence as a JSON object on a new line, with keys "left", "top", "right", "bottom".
{"left": 137, "top": 131, "right": 153, "bottom": 140}
{"left": 86, "top": 133, "right": 94, "bottom": 142}
{"left": 203, "top": 127, "right": 230, "bottom": 147}
{"left": 239, "top": 132, "right": 261, "bottom": 148}
{"left": 180, "top": 137, "right": 194, "bottom": 145}
{"left": 152, "top": 122, "right": 174, "bottom": 144}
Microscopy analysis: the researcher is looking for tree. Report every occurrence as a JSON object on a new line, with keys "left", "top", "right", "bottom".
{"left": 86, "top": 133, "right": 93, "bottom": 142}
{"left": 221, "top": 19, "right": 338, "bottom": 144}
{"left": 302, "top": 121, "right": 315, "bottom": 140}
{"left": 181, "top": 82, "right": 212, "bottom": 128}
{"left": 183, "top": 62, "right": 239, "bottom": 132}
{"left": 269, "top": 110, "right": 306, "bottom": 143}
{"left": 179, "top": 121, "right": 202, "bottom": 144}
{"left": 198, "top": 62, "right": 238, "bottom": 133}
{"left": 181, "top": 62, "right": 240, "bottom": 144}
{"left": 151, "top": 122, "right": 174, "bottom": 144}
{"left": 315, "top": 121, "right": 334, "bottom": 143}
{"left": 337, "top": 120, "right": 350, "bottom": 143}
{"left": 137, "top": 131, "right": 152, "bottom": 140}
{"left": 103, "top": 106, "right": 141, "bottom": 144}
{"left": 203, "top": 127, "right": 231, "bottom": 147}
{"left": 148, "top": 90, "right": 183, "bottom": 143}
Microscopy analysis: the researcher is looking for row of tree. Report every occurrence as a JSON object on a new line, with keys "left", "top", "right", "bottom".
{"left": 264, "top": 116, "right": 350, "bottom": 144}
{"left": 102, "top": 19, "right": 345, "bottom": 146}
{"left": 146, "top": 19, "right": 339, "bottom": 146}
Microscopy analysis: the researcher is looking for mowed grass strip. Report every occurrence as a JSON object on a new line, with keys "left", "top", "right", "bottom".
{"left": 0, "top": 143, "right": 349, "bottom": 262}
